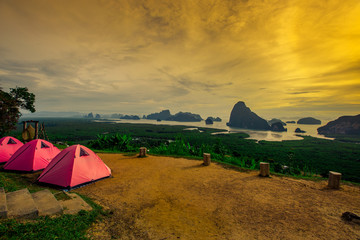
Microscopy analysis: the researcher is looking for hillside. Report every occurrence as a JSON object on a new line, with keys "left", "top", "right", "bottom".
{"left": 76, "top": 153, "right": 360, "bottom": 240}
{"left": 318, "top": 114, "right": 360, "bottom": 136}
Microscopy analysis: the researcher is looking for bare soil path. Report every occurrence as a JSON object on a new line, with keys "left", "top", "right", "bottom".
{"left": 75, "top": 153, "right": 360, "bottom": 240}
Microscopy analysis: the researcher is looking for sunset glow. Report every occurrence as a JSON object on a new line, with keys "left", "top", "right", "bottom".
{"left": 0, "top": 0, "right": 359, "bottom": 120}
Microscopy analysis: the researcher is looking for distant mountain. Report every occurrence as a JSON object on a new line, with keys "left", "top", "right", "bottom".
{"left": 227, "top": 101, "right": 270, "bottom": 130}
{"left": 108, "top": 113, "right": 140, "bottom": 120}
{"left": 85, "top": 112, "right": 94, "bottom": 118}
{"left": 121, "top": 115, "right": 140, "bottom": 120}
{"left": 318, "top": 114, "right": 360, "bottom": 136}
{"left": 297, "top": 117, "right": 321, "bottom": 125}
{"left": 146, "top": 110, "right": 171, "bottom": 120}
{"left": 110, "top": 113, "right": 124, "bottom": 118}
{"left": 167, "top": 112, "right": 202, "bottom": 122}
{"left": 268, "top": 118, "right": 287, "bottom": 126}
{"left": 22, "top": 111, "right": 83, "bottom": 118}
{"left": 145, "top": 110, "right": 202, "bottom": 122}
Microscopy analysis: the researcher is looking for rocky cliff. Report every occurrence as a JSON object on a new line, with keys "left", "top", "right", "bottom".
{"left": 227, "top": 101, "right": 270, "bottom": 130}
{"left": 317, "top": 114, "right": 360, "bottom": 136}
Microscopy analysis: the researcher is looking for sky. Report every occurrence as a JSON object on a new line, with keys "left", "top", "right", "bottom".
{"left": 0, "top": 0, "right": 359, "bottom": 121}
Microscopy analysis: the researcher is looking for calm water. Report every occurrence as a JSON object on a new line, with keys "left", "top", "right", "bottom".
{"left": 94, "top": 118, "right": 333, "bottom": 142}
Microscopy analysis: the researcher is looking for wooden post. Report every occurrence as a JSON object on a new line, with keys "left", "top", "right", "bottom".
{"left": 34, "top": 121, "right": 39, "bottom": 139}
{"left": 328, "top": 171, "right": 341, "bottom": 189}
{"left": 139, "top": 147, "right": 147, "bottom": 157}
{"left": 260, "top": 162, "right": 270, "bottom": 177}
{"left": 203, "top": 153, "right": 211, "bottom": 166}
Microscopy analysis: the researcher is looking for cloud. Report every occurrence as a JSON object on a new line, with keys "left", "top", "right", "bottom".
{"left": 158, "top": 68, "right": 233, "bottom": 91}
{"left": 288, "top": 91, "right": 319, "bottom": 95}
{"left": 317, "top": 61, "right": 360, "bottom": 78}
{"left": 0, "top": 0, "right": 359, "bottom": 118}
{"left": 0, "top": 74, "right": 39, "bottom": 88}
{"left": 0, "top": 60, "right": 38, "bottom": 74}
{"left": 155, "top": 84, "right": 190, "bottom": 101}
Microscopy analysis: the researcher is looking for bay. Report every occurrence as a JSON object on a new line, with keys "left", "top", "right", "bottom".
{"left": 94, "top": 118, "right": 333, "bottom": 142}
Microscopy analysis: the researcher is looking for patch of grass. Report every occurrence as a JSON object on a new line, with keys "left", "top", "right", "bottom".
{"left": 76, "top": 193, "right": 103, "bottom": 212}
{"left": 92, "top": 149, "right": 137, "bottom": 155}
{"left": 53, "top": 191, "right": 72, "bottom": 201}
{"left": 53, "top": 144, "right": 69, "bottom": 150}
{"left": 0, "top": 208, "right": 103, "bottom": 240}
{"left": 0, "top": 171, "right": 43, "bottom": 193}
{"left": 213, "top": 160, "right": 252, "bottom": 173}
{"left": 328, "top": 135, "right": 360, "bottom": 143}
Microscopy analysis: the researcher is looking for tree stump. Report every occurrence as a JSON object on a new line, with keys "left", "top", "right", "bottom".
{"left": 260, "top": 162, "right": 270, "bottom": 177}
{"left": 139, "top": 147, "right": 147, "bottom": 157}
{"left": 328, "top": 171, "right": 341, "bottom": 189}
{"left": 203, "top": 153, "right": 211, "bottom": 166}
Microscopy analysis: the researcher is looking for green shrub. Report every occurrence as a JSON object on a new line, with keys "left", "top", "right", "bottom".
{"left": 88, "top": 133, "right": 135, "bottom": 152}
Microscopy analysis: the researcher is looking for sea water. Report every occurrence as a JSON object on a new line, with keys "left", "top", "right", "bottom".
{"left": 93, "top": 118, "right": 333, "bottom": 142}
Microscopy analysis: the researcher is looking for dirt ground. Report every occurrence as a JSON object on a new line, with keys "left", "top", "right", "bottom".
{"left": 75, "top": 153, "right": 360, "bottom": 240}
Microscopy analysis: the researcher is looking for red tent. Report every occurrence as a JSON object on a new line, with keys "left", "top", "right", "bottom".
{"left": 0, "top": 136, "right": 24, "bottom": 164}
{"left": 37, "top": 145, "right": 111, "bottom": 189}
{"left": 3, "top": 139, "right": 60, "bottom": 172}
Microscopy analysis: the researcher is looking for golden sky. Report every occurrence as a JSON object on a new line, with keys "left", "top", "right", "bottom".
{"left": 0, "top": 0, "right": 359, "bottom": 120}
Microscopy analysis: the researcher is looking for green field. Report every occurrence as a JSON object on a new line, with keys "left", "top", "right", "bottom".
{"left": 10, "top": 117, "right": 360, "bottom": 183}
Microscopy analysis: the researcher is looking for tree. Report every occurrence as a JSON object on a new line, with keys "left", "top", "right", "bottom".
{"left": 0, "top": 87, "right": 35, "bottom": 136}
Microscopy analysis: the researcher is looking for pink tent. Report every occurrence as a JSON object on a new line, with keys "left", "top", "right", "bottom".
{"left": 3, "top": 139, "right": 60, "bottom": 172}
{"left": 0, "top": 136, "right": 24, "bottom": 164}
{"left": 37, "top": 145, "right": 111, "bottom": 189}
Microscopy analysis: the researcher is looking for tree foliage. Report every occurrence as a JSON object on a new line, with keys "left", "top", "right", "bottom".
{"left": 0, "top": 87, "right": 35, "bottom": 136}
